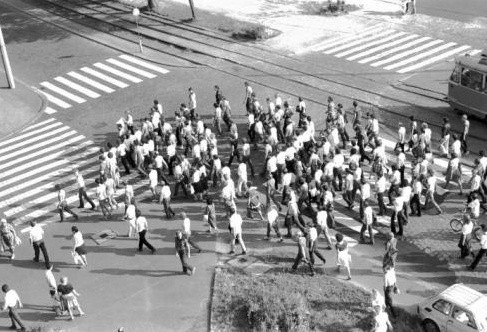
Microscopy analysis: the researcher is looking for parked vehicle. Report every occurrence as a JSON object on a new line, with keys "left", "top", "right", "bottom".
{"left": 418, "top": 283, "right": 487, "bottom": 332}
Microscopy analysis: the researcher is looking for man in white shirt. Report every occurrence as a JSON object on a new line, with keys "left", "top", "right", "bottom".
{"left": 470, "top": 224, "right": 487, "bottom": 270}
{"left": 55, "top": 184, "right": 78, "bottom": 222}
{"left": 29, "top": 221, "right": 50, "bottom": 267}
{"left": 265, "top": 205, "right": 283, "bottom": 242}
{"left": 188, "top": 87, "right": 197, "bottom": 120}
{"left": 148, "top": 166, "right": 159, "bottom": 201}
{"left": 95, "top": 178, "right": 111, "bottom": 220}
{"left": 424, "top": 170, "right": 443, "bottom": 215}
{"left": 159, "top": 181, "right": 176, "bottom": 219}
{"left": 237, "top": 160, "right": 249, "bottom": 197}
{"left": 391, "top": 196, "right": 406, "bottom": 237}
{"left": 2, "top": 284, "right": 26, "bottom": 331}
{"left": 182, "top": 212, "right": 202, "bottom": 252}
{"left": 360, "top": 201, "right": 375, "bottom": 245}
{"left": 229, "top": 209, "right": 247, "bottom": 255}
{"left": 307, "top": 226, "right": 327, "bottom": 271}
{"left": 241, "top": 138, "right": 255, "bottom": 178}
{"left": 74, "top": 170, "right": 95, "bottom": 210}
{"left": 135, "top": 209, "right": 156, "bottom": 254}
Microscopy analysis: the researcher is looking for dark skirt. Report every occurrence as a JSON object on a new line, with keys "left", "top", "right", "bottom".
{"left": 75, "top": 245, "right": 87, "bottom": 256}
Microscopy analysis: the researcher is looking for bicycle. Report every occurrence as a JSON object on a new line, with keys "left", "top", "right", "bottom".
{"left": 450, "top": 209, "right": 483, "bottom": 241}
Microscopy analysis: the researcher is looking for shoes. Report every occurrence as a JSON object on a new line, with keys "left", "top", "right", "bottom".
{"left": 326, "top": 246, "right": 333, "bottom": 250}
{"left": 229, "top": 251, "right": 235, "bottom": 254}
{"left": 346, "top": 276, "right": 352, "bottom": 281}
{"left": 91, "top": 206, "right": 96, "bottom": 210}
{"left": 263, "top": 237, "right": 270, "bottom": 241}
{"left": 241, "top": 251, "right": 247, "bottom": 255}
{"left": 9, "top": 325, "right": 17, "bottom": 330}
{"left": 151, "top": 249, "right": 156, "bottom": 255}
{"left": 78, "top": 206, "right": 84, "bottom": 208}
{"left": 33, "top": 258, "right": 39, "bottom": 263}
{"left": 198, "top": 249, "right": 202, "bottom": 253}
{"left": 74, "top": 215, "right": 79, "bottom": 220}
{"left": 284, "top": 234, "right": 293, "bottom": 238}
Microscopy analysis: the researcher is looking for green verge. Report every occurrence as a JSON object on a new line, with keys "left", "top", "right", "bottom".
{"left": 212, "top": 267, "right": 423, "bottom": 332}
{"left": 116, "top": 0, "right": 279, "bottom": 40}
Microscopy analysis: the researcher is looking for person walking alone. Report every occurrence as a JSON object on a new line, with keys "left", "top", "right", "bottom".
{"left": 1, "top": 284, "right": 26, "bottom": 331}
{"left": 74, "top": 169, "right": 95, "bottom": 210}
{"left": 56, "top": 184, "right": 78, "bottom": 222}
{"left": 175, "top": 230, "right": 196, "bottom": 276}
{"left": 182, "top": 212, "right": 202, "bottom": 253}
{"left": 29, "top": 221, "right": 50, "bottom": 267}
{"left": 469, "top": 224, "right": 487, "bottom": 271}
{"left": 135, "top": 209, "right": 156, "bottom": 254}
{"left": 71, "top": 226, "right": 88, "bottom": 268}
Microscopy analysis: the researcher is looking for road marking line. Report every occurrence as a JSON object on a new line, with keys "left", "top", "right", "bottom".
{"left": 335, "top": 32, "right": 407, "bottom": 58}
{"left": 397, "top": 45, "right": 472, "bottom": 73}
{"left": 0, "top": 146, "right": 98, "bottom": 191}
{"left": 93, "top": 62, "right": 142, "bottom": 83}
{"left": 0, "top": 126, "right": 71, "bottom": 156}
{"left": 119, "top": 54, "right": 170, "bottom": 74}
{"left": 21, "top": 118, "right": 56, "bottom": 132}
{"left": 359, "top": 37, "right": 431, "bottom": 64}
{"left": 4, "top": 166, "right": 100, "bottom": 217}
{"left": 0, "top": 141, "right": 95, "bottom": 179}
{"left": 40, "top": 82, "right": 86, "bottom": 104}
{"left": 0, "top": 131, "right": 80, "bottom": 163}
{"left": 67, "top": 71, "right": 115, "bottom": 93}
{"left": 106, "top": 58, "right": 157, "bottom": 78}
{"left": 54, "top": 76, "right": 101, "bottom": 98}
{"left": 1, "top": 163, "right": 98, "bottom": 213}
{"left": 308, "top": 25, "right": 384, "bottom": 53}
{"left": 0, "top": 121, "right": 64, "bottom": 148}
{"left": 44, "top": 107, "right": 57, "bottom": 114}
{"left": 371, "top": 39, "right": 444, "bottom": 67}
{"left": 0, "top": 153, "right": 96, "bottom": 200}
{"left": 0, "top": 136, "right": 87, "bottom": 172}
{"left": 324, "top": 30, "right": 397, "bottom": 55}
{"left": 347, "top": 34, "right": 418, "bottom": 61}
{"left": 80, "top": 67, "right": 128, "bottom": 88}
{"left": 384, "top": 42, "right": 457, "bottom": 70}
{"left": 40, "top": 91, "right": 72, "bottom": 109}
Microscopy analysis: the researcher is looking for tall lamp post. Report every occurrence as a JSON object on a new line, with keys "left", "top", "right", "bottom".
{"left": 0, "top": 25, "right": 15, "bottom": 89}
{"left": 132, "top": 8, "right": 143, "bottom": 53}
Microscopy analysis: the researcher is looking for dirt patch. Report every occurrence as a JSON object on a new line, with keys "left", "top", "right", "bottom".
{"left": 115, "top": 0, "right": 279, "bottom": 41}
{"left": 300, "top": 1, "right": 362, "bottom": 16}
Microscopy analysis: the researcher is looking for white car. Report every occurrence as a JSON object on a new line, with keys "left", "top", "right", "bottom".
{"left": 418, "top": 283, "right": 487, "bottom": 332}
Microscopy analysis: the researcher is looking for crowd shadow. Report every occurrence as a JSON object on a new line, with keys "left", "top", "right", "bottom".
{"left": 89, "top": 267, "right": 181, "bottom": 277}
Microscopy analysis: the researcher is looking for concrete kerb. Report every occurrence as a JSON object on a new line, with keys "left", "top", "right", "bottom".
{"left": 0, "top": 84, "right": 47, "bottom": 141}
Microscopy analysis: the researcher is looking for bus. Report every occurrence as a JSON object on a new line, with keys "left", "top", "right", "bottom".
{"left": 448, "top": 50, "right": 487, "bottom": 121}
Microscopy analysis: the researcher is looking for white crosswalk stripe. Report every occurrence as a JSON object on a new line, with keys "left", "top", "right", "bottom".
{"left": 54, "top": 76, "right": 101, "bottom": 98}
{"left": 21, "top": 118, "right": 56, "bottom": 132}
{"left": 119, "top": 54, "right": 170, "bottom": 74}
{"left": 37, "top": 54, "right": 170, "bottom": 112}
{"left": 306, "top": 26, "right": 480, "bottom": 73}
{"left": 40, "top": 81, "right": 87, "bottom": 104}
{"left": 93, "top": 62, "right": 142, "bottom": 83}
{"left": 67, "top": 71, "right": 115, "bottom": 93}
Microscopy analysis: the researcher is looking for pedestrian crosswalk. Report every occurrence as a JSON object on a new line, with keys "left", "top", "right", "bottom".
{"left": 300, "top": 24, "right": 482, "bottom": 73}
{"left": 38, "top": 54, "right": 170, "bottom": 114}
{"left": 0, "top": 118, "right": 143, "bottom": 228}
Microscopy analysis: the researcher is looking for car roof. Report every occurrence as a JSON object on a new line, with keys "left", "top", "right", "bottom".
{"left": 439, "top": 284, "right": 487, "bottom": 312}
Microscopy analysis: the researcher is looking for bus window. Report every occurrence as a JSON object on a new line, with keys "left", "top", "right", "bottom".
{"left": 484, "top": 75, "right": 487, "bottom": 94}
{"left": 461, "top": 68, "right": 483, "bottom": 91}
{"left": 450, "top": 65, "right": 461, "bottom": 84}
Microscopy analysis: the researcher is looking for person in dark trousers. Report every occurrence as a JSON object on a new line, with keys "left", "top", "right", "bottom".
{"left": 29, "top": 221, "right": 50, "bottom": 267}
{"left": 383, "top": 266, "right": 397, "bottom": 318}
{"left": 469, "top": 224, "right": 487, "bottom": 270}
{"left": 307, "top": 226, "right": 327, "bottom": 273}
{"left": 135, "top": 209, "right": 156, "bottom": 254}
{"left": 175, "top": 230, "right": 196, "bottom": 275}
{"left": 55, "top": 184, "right": 78, "bottom": 222}
{"left": 1, "top": 284, "right": 26, "bottom": 331}
{"left": 74, "top": 169, "right": 95, "bottom": 210}
{"left": 291, "top": 230, "right": 314, "bottom": 276}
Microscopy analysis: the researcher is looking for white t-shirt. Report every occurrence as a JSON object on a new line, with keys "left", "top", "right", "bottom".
{"left": 229, "top": 213, "right": 243, "bottom": 234}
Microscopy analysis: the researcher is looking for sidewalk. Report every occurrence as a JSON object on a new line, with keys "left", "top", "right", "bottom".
{"left": 0, "top": 74, "right": 45, "bottom": 140}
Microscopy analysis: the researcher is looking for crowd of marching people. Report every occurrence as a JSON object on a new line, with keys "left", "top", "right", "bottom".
{"left": 2, "top": 81, "right": 487, "bottom": 331}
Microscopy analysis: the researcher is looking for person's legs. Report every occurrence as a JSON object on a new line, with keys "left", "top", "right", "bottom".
{"left": 188, "top": 236, "right": 202, "bottom": 251}
{"left": 470, "top": 249, "right": 486, "bottom": 270}
{"left": 82, "top": 190, "right": 96, "bottom": 209}
{"left": 39, "top": 242, "right": 50, "bottom": 265}
{"left": 33, "top": 242, "right": 40, "bottom": 261}
{"left": 237, "top": 233, "right": 247, "bottom": 253}
{"left": 64, "top": 205, "right": 78, "bottom": 219}
{"left": 9, "top": 307, "right": 26, "bottom": 329}
{"left": 78, "top": 188, "right": 84, "bottom": 208}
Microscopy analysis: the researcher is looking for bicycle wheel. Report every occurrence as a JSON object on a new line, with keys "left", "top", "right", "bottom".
{"left": 450, "top": 218, "right": 463, "bottom": 232}
{"left": 473, "top": 226, "right": 483, "bottom": 242}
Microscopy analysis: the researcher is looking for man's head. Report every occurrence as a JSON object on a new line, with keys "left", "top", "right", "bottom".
{"left": 1, "top": 284, "right": 9, "bottom": 293}
{"left": 30, "top": 221, "right": 36, "bottom": 227}
{"left": 60, "top": 277, "right": 68, "bottom": 285}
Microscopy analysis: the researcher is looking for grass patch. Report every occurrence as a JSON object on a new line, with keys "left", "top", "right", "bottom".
{"left": 212, "top": 267, "right": 422, "bottom": 331}
{"left": 301, "top": 1, "right": 361, "bottom": 16}
{"left": 115, "top": 0, "right": 279, "bottom": 41}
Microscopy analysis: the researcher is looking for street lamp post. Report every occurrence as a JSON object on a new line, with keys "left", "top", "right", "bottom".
{"left": 132, "top": 8, "right": 143, "bottom": 53}
{"left": 0, "top": 26, "right": 15, "bottom": 89}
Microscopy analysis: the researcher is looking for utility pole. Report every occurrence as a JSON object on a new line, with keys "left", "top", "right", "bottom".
{"left": 0, "top": 25, "right": 15, "bottom": 89}
{"left": 132, "top": 8, "right": 143, "bottom": 53}
{"left": 188, "top": 0, "right": 196, "bottom": 20}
